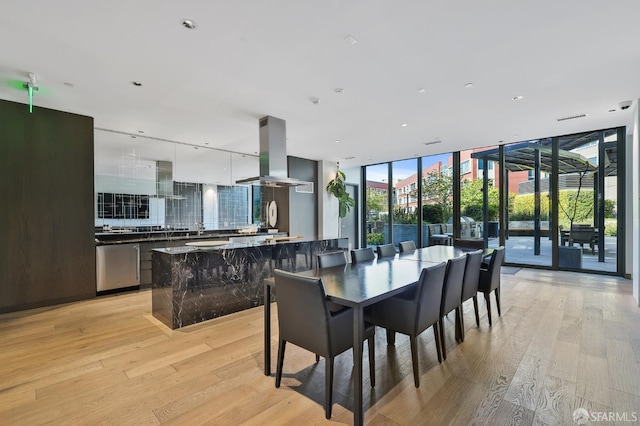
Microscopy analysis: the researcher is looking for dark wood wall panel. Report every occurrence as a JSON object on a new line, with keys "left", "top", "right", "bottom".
{"left": 0, "top": 99, "right": 95, "bottom": 312}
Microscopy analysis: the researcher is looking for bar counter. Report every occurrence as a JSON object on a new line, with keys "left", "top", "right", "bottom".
{"left": 152, "top": 237, "right": 348, "bottom": 329}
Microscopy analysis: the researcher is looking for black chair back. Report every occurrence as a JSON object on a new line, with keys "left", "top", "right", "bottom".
{"left": 377, "top": 243, "right": 396, "bottom": 258}
{"left": 453, "top": 238, "right": 485, "bottom": 250}
{"left": 480, "top": 247, "right": 505, "bottom": 292}
{"left": 273, "top": 269, "right": 331, "bottom": 356}
{"left": 440, "top": 256, "right": 467, "bottom": 316}
{"left": 317, "top": 251, "right": 347, "bottom": 268}
{"left": 461, "top": 249, "right": 483, "bottom": 303}
{"left": 351, "top": 248, "right": 376, "bottom": 263}
{"left": 415, "top": 262, "right": 447, "bottom": 333}
{"left": 398, "top": 240, "right": 417, "bottom": 252}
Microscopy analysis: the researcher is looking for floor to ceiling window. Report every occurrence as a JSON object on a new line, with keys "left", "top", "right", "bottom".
{"left": 556, "top": 130, "right": 620, "bottom": 273}
{"left": 421, "top": 153, "right": 453, "bottom": 247}
{"left": 391, "top": 159, "right": 419, "bottom": 247}
{"left": 361, "top": 127, "right": 625, "bottom": 276}
{"left": 460, "top": 148, "right": 500, "bottom": 249}
{"left": 364, "top": 163, "right": 390, "bottom": 246}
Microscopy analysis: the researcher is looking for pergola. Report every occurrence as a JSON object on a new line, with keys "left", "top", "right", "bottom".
{"left": 471, "top": 130, "right": 619, "bottom": 264}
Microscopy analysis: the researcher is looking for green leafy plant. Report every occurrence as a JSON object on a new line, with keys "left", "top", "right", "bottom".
{"left": 367, "top": 232, "right": 385, "bottom": 245}
{"left": 326, "top": 164, "right": 355, "bottom": 218}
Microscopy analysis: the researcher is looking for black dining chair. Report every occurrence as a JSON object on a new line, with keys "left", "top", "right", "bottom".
{"left": 398, "top": 240, "right": 417, "bottom": 252}
{"left": 376, "top": 243, "right": 396, "bottom": 258}
{"left": 439, "top": 255, "right": 467, "bottom": 360}
{"left": 458, "top": 249, "right": 484, "bottom": 340}
{"left": 453, "top": 238, "right": 485, "bottom": 250}
{"left": 365, "top": 262, "right": 447, "bottom": 387}
{"left": 273, "top": 269, "right": 375, "bottom": 419}
{"left": 351, "top": 247, "right": 376, "bottom": 263}
{"left": 477, "top": 246, "right": 505, "bottom": 326}
{"left": 318, "top": 251, "right": 348, "bottom": 314}
{"left": 317, "top": 251, "right": 347, "bottom": 268}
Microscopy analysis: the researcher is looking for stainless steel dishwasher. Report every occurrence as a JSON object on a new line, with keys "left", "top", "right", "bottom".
{"left": 96, "top": 244, "right": 140, "bottom": 292}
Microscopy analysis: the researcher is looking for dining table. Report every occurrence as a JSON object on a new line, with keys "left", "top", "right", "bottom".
{"left": 263, "top": 245, "right": 474, "bottom": 426}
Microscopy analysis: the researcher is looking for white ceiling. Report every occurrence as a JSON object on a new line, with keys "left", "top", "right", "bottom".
{"left": 1, "top": 1, "right": 639, "bottom": 173}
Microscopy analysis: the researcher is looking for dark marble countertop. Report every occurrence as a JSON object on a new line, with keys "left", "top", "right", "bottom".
{"left": 152, "top": 237, "right": 332, "bottom": 254}
{"left": 95, "top": 230, "right": 284, "bottom": 245}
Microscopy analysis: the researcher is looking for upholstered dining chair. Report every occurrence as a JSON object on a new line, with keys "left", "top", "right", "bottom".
{"left": 318, "top": 251, "right": 348, "bottom": 314}
{"left": 477, "top": 246, "right": 505, "bottom": 326}
{"left": 365, "top": 262, "right": 447, "bottom": 387}
{"left": 453, "top": 238, "right": 485, "bottom": 250}
{"left": 438, "top": 255, "right": 467, "bottom": 360}
{"left": 376, "top": 243, "right": 396, "bottom": 258}
{"left": 273, "top": 269, "right": 375, "bottom": 419}
{"left": 351, "top": 247, "right": 376, "bottom": 263}
{"left": 317, "top": 251, "right": 347, "bottom": 269}
{"left": 398, "top": 240, "right": 417, "bottom": 252}
{"left": 458, "top": 249, "right": 484, "bottom": 340}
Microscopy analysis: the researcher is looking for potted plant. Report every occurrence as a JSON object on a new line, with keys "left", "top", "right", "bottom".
{"left": 326, "top": 163, "right": 355, "bottom": 236}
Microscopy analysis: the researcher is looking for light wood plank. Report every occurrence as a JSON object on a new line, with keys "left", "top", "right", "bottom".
{"left": 0, "top": 269, "right": 636, "bottom": 425}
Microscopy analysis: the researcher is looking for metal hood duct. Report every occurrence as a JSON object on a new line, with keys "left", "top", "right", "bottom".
{"left": 155, "top": 161, "right": 186, "bottom": 199}
{"left": 235, "top": 116, "right": 313, "bottom": 187}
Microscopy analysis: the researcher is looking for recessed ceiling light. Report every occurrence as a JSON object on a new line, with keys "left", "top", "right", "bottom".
{"left": 205, "top": 142, "right": 209, "bottom": 145}
{"left": 131, "top": 81, "right": 142, "bottom": 87}
{"left": 512, "top": 95, "right": 524, "bottom": 100}
{"left": 181, "top": 19, "right": 197, "bottom": 30}
{"left": 63, "top": 82, "right": 74, "bottom": 87}
{"left": 401, "top": 123, "right": 408, "bottom": 127}
{"left": 608, "top": 109, "right": 616, "bottom": 113}
{"left": 130, "top": 135, "right": 137, "bottom": 139}
{"left": 464, "top": 83, "right": 474, "bottom": 88}
{"left": 193, "top": 146, "right": 199, "bottom": 150}
{"left": 138, "top": 130, "right": 144, "bottom": 134}
{"left": 334, "top": 88, "right": 344, "bottom": 94}
{"left": 417, "top": 88, "right": 426, "bottom": 94}
{"left": 423, "top": 140, "right": 442, "bottom": 146}
{"left": 344, "top": 156, "right": 356, "bottom": 160}
{"left": 310, "top": 97, "right": 320, "bottom": 104}
{"left": 335, "top": 140, "right": 340, "bottom": 143}
{"left": 344, "top": 35, "right": 358, "bottom": 44}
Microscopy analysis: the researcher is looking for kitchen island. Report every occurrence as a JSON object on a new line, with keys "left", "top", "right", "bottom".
{"left": 95, "top": 229, "right": 286, "bottom": 290}
{"left": 152, "top": 237, "right": 348, "bottom": 329}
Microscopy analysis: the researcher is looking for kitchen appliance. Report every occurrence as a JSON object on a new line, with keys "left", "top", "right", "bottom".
{"left": 96, "top": 244, "right": 140, "bottom": 292}
{"left": 235, "top": 116, "right": 313, "bottom": 187}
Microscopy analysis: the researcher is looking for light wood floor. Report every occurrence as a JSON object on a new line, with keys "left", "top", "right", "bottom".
{"left": 1, "top": 269, "right": 639, "bottom": 425}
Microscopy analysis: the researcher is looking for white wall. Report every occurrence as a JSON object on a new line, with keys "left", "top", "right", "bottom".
{"left": 318, "top": 161, "right": 339, "bottom": 238}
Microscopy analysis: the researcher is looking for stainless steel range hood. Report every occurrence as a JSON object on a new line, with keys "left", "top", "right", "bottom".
{"left": 235, "top": 116, "right": 313, "bottom": 187}
{"left": 155, "top": 161, "right": 186, "bottom": 199}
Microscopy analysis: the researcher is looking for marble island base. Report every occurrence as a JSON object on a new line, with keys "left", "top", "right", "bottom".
{"left": 152, "top": 238, "right": 348, "bottom": 329}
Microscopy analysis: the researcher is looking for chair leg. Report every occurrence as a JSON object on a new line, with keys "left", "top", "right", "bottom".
{"left": 473, "top": 296, "right": 480, "bottom": 327}
{"left": 432, "top": 322, "right": 442, "bottom": 363}
{"left": 316, "top": 354, "right": 320, "bottom": 363}
{"left": 495, "top": 287, "right": 501, "bottom": 317}
{"left": 484, "top": 292, "right": 492, "bottom": 327}
{"left": 275, "top": 339, "right": 286, "bottom": 388}
{"left": 325, "top": 357, "right": 334, "bottom": 419}
{"left": 409, "top": 335, "right": 420, "bottom": 387}
{"left": 367, "top": 335, "right": 375, "bottom": 387}
{"left": 439, "top": 318, "right": 447, "bottom": 360}
{"left": 386, "top": 329, "right": 396, "bottom": 345}
{"left": 457, "top": 307, "right": 465, "bottom": 342}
